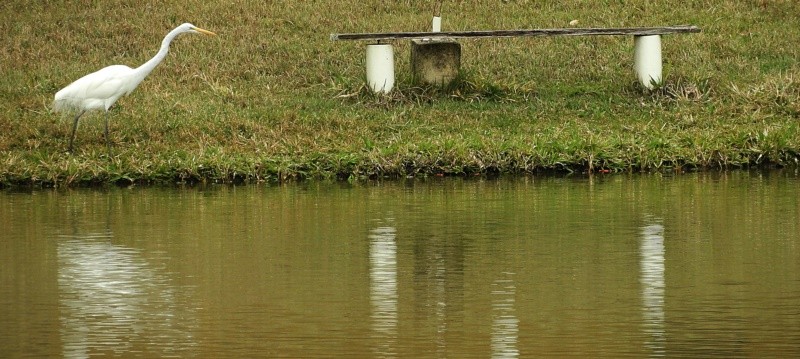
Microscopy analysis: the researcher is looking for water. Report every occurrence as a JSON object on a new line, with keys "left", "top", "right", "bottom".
{"left": 1, "top": 171, "right": 799, "bottom": 358}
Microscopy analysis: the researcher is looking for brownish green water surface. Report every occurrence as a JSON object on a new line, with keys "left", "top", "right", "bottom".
{"left": 2, "top": 171, "right": 799, "bottom": 358}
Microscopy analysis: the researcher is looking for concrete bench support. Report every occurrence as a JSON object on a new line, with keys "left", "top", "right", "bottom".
{"left": 411, "top": 38, "right": 461, "bottom": 86}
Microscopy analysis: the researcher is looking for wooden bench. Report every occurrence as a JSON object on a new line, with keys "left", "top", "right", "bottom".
{"left": 330, "top": 25, "right": 701, "bottom": 93}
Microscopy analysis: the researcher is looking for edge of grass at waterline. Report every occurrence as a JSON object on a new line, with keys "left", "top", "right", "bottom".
{"left": 3, "top": 73, "right": 799, "bottom": 188}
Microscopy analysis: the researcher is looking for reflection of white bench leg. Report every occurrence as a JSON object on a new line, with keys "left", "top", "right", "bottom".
{"left": 634, "top": 35, "right": 662, "bottom": 90}
{"left": 366, "top": 44, "right": 395, "bottom": 94}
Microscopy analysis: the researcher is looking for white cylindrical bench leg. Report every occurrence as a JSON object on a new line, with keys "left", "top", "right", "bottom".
{"left": 634, "top": 35, "right": 662, "bottom": 90}
{"left": 366, "top": 44, "right": 395, "bottom": 94}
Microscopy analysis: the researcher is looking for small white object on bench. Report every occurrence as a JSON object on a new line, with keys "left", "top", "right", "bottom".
{"left": 331, "top": 25, "right": 701, "bottom": 93}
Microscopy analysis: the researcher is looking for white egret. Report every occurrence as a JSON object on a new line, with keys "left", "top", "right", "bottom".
{"left": 53, "top": 23, "right": 216, "bottom": 153}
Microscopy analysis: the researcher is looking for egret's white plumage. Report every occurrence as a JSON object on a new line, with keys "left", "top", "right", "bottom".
{"left": 53, "top": 23, "right": 216, "bottom": 153}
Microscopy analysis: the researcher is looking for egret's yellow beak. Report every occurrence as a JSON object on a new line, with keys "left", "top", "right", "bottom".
{"left": 194, "top": 27, "right": 217, "bottom": 36}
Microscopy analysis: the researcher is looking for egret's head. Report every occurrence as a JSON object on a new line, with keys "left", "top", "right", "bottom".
{"left": 180, "top": 23, "right": 216, "bottom": 36}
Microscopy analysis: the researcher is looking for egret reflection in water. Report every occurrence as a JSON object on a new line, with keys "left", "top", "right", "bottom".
{"left": 57, "top": 231, "right": 197, "bottom": 358}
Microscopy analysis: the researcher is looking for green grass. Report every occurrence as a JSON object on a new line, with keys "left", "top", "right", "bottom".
{"left": 1, "top": 1, "right": 799, "bottom": 187}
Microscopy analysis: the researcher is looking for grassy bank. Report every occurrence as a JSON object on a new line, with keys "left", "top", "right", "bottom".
{"left": 1, "top": 1, "right": 799, "bottom": 187}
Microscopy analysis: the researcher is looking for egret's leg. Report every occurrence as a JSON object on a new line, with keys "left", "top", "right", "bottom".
{"left": 104, "top": 111, "right": 112, "bottom": 156}
{"left": 68, "top": 110, "right": 86, "bottom": 153}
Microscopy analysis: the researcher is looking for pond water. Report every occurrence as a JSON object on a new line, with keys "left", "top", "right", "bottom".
{"left": 1, "top": 171, "right": 799, "bottom": 358}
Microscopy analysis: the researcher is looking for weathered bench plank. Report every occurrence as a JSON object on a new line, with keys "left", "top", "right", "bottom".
{"left": 331, "top": 25, "right": 700, "bottom": 42}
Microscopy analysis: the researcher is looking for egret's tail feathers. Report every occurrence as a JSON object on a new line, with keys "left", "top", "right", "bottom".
{"left": 53, "top": 90, "right": 70, "bottom": 113}
{"left": 52, "top": 98, "right": 67, "bottom": 113}
{"left": 52, "top": 93, "right": 80, "bottom": 113}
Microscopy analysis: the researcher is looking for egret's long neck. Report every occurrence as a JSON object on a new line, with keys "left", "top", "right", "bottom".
{"left": 132, "top": 27, "right": 184, "bottom": 82}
